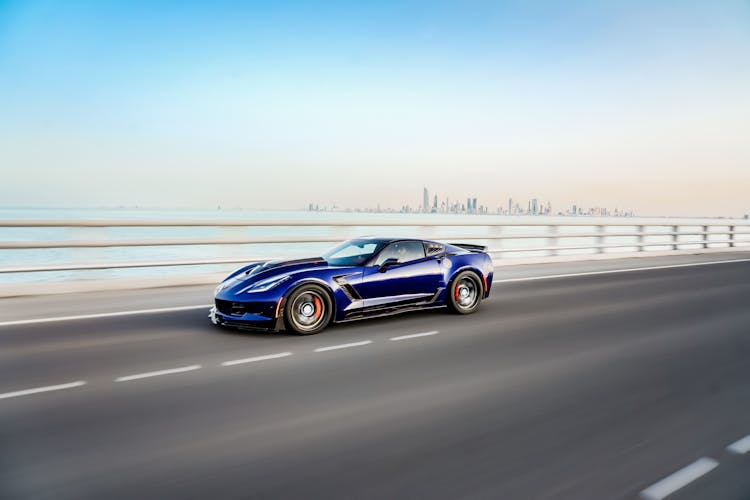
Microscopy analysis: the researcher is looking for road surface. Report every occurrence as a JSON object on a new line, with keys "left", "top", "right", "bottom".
{"left": 1, "top": 253, "right": 750, "bottom": 499}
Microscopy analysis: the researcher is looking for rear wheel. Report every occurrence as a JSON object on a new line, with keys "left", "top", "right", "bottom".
{"left": 447, "top": 271, "right": 482, "bottom": 314}
{"left": 284, "top": 284, "right": 333, "bottom": 335}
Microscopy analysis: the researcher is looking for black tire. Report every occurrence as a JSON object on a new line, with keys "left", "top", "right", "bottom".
{"left": 447, "top": 271, "right": 483, "bottom": 314}
{"left": 283, "top": 284, "right": 333, "bottom": 335}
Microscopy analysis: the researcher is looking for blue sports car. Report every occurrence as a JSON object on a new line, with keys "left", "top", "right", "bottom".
{"left": 210, "top": 237, "right": 494, "bottom": 335}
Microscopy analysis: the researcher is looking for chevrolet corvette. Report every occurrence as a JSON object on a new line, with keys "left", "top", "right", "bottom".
{"left": 210, "top": 237, "right": 493, "bottom": 334}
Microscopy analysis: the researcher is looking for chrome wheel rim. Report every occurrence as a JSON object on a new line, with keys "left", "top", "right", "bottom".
{"left": 291, "top": 291, "right": 326, "bottom": 331}
{"left": 455, "top": 278, "right": 479, "bottom": 309}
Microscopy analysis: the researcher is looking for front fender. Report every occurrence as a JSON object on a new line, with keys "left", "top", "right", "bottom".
{"left": 278, "top": 277, "right": 339, "bottom": 319}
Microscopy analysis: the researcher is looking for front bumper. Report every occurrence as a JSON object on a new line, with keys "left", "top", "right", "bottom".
{"left": 209, "top": 302, "right": 285, "bottom": 331}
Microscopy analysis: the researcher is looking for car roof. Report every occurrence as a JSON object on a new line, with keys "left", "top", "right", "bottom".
{"left": 352, "top": 236, "right": 431, "bottom": 245}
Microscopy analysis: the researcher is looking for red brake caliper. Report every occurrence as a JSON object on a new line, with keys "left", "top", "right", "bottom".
{"left": 455, "top": 283, "right": 460, "bottom": 301}
{"left": 313, "top": 296, "right": 322, "bottom": 321}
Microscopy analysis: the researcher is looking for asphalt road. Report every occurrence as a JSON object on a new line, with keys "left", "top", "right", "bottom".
{"left": 1, "top": 256, "right": 750, "bottom": 499}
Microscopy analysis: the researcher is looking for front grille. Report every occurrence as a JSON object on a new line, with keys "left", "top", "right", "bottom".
{"left": 215, "top": 299, "right": 247, "bottom": 316}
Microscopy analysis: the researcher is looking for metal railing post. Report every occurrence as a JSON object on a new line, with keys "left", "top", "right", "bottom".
{"left": 672, "top": 225, "right": 679, "bottom": 250}
{"left": 492, "top": 225, "right": 504, "bottom": 262}
{"left": 548, "top": 225, "right": 558, "bottom": 257}
{"left": 702, "top": 225, "right": 709, "bottom": 249}
{"left": 729, "top": 226, "right": 735, "bottom": 248}
{"left": 637, "top": 225, "right": 644, "bottom": 252}
{"left": 596, "top": 225, "right": 606, "bottom": 253}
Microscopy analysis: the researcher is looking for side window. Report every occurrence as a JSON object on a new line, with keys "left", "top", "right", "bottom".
{"left": 424, "top": 242, "right": 444, "bottom": 256}
{"left": 374, "top": 241, "right": 426, "bottom": 266}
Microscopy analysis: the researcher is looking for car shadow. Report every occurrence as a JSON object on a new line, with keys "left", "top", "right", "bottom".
{"left": 210, "top": 307, "right": 449, "bottom": 338}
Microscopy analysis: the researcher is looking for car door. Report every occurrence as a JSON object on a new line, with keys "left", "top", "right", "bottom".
{"left": 357, "top": 240, "right": 442, "bottom": 310}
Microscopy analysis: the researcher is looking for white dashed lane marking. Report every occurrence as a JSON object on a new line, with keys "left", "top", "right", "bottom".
{"left": 115, "top": 365, "right": 202, "bottom": 382}
{"left": 727, "top": 434, "right": 750, "bottom": 455}
{"left": 640, "top": 457, "right": 719, "bottom": 500}
{"left": 390, "top": 331, "right": 439, "bottom": 341}
{"left": 221, "top": 352, "right": 292, "bottom": 366}
{"left": 0, "top": 381, "right": 87, "bottom": 400}
{"left": 314, "top": 340, "right": 372, "bottom": 352}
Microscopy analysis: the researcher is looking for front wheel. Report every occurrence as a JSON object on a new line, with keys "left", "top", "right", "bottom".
{"left": 284, "top": 284, "right": 333, "bottom": 335}
{"left": 447, "top": 271, "right": 483, "bottom": 314}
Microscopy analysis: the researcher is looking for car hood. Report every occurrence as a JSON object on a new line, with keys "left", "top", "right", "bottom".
{"left": 220, "top": 256, "right": 329, "bottom": 292}
{"left": 248, "top": 256, "right": 328, "bottom": 278}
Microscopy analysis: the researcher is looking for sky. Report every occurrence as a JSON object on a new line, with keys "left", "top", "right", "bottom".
{"left": 0, "top": 0, "right": 748, "bottom": 216}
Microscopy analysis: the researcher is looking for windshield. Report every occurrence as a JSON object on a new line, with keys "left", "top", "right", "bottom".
{"left": 322, "top": 239, "right": 385, "bottom": 266}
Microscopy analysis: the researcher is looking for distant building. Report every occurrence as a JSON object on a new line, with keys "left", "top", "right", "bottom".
{"left": 423, "top": 187, "right": 429, "bottom": 213}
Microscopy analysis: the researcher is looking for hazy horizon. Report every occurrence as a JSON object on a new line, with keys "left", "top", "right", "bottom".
{"left": 1, "top": 1, "right": 749, "bottom": 217}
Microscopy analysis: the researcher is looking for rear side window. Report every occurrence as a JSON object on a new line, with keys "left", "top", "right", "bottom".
{"left": 424, "top": 242, "right": 444, "bottom": 255}
{"left": 374, "top": 241, "right": 426, "bottom": 265}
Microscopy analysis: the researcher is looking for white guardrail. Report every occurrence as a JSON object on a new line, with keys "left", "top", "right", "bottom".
{"left": 1, "top": 219, "right": 749, "bottom": 278}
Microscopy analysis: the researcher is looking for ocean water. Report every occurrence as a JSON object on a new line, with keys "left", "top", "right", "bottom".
{"left": 0, "top": 208, "right": 747, "bottom": 284}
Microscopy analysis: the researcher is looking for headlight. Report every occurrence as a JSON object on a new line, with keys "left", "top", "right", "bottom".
{"left": 241, "top": 275, "right": 291, "bottom": 294}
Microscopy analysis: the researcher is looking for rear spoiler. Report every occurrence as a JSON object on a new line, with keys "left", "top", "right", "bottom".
{"left": 450, "top": 243, "right": 487, "bottom": 253}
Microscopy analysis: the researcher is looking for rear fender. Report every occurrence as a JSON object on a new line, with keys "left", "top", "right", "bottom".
{"left": 448, "top": 265, "right": 490, "bottom": 297}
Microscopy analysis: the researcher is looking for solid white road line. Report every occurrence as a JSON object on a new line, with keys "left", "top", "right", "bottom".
{"left": 493, "top": 258, "right": 750, "bottom": 284}
{"left": 727, "top": 434, "right": 750, "bottom": 455}
{"left": 221, "top": 352, "right": 292, "bottom": 366}
{"left": 314, "top": 340, "right": 372, "bottom": 352}
{"left": 640, "top": 457, "right": 719, "bottom": 500}
{"left": 115, "top": 364, "right": 202, "bottom": 382}
{"left": 390, "top": 331, "right": 439, "bottom": 341}
{"left": 0, "top": 381, "right": 86, "bottom": 400}
{"left": 0, "top": 304, "right": 213, "bottom": 328}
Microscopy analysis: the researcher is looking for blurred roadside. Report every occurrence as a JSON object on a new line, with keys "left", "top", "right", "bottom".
{"left": 3, "top": 251, "right": 749, "bottom": 323}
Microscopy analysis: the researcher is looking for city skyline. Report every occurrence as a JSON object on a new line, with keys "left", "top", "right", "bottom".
{"left": 309, "top": 186, "right": 639, "bottom": 217}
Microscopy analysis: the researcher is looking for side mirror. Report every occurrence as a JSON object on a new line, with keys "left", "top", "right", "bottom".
{"left": 378, "top": 258, "right": 399, "bottom": 273}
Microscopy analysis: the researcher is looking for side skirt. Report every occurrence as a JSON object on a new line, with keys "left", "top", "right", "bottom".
{"left": 336, "top": 303, "right": 447, "bottom": 324}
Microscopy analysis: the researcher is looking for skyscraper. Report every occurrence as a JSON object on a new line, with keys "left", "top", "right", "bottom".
{"left": 423, "top": 187, "right": 429, "bottom": 213}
